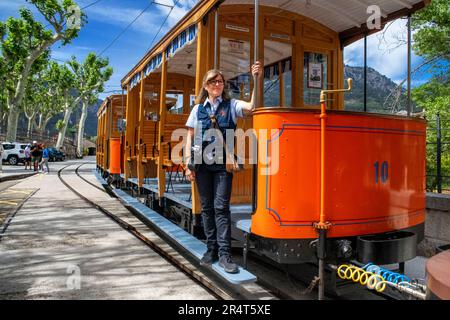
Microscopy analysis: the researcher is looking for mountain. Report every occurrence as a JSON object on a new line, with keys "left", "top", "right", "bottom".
{"left": 344, "top": 65, "right": 412, "bottom": 113}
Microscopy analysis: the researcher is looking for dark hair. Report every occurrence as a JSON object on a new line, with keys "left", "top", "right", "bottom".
{"left": 195, "top": 69, "right": 230, "bottom": 105}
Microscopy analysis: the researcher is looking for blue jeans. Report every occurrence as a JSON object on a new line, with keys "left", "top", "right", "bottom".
{"left": 195, "top": 164, "right": 233, "bottom": 257}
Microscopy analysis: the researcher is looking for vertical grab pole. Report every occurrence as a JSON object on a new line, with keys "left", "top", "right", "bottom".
{"left": 254, "top": 0, "right": 259, "bottom": 106}
{"left": 214, "top": 10, "right": 219, "bottom": 69}
{"left": 437, "top": 113, "right": 442, "bottom": 193}
{"left": 316, "top": 92, "right": 329, "bottom": 301}
{"left": 252, "top": 0, "right": 260, "bottom": 214}
{"left": 319, "top": 95, "right": 327, "bottom": 231}
{"left": 120, "top": 89, "right": 125, "bottom": 189}
{"left": 407, "top": 14, "right": 412, "bottom": 116}
{"left": 315, "top": 78, "right": 352, "bottom": 300}
{"left": 364, "top": 34, "right": 367, "bottom": 112}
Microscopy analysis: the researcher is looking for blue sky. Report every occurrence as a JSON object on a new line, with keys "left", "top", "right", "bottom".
{"left": 0, "top": 0, "right": 198, "bottom": 99}
{"left": 0, "top": 0, "right": 433, "bottom": 100}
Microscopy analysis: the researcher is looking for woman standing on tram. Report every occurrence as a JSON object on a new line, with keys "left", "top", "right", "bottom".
{"left": 185, "top": 62, "right": 262, "bottom": 274}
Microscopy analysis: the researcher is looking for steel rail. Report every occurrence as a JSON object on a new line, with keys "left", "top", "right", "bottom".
{"left": 74, "top": 163, "right": 108, "bottom": 193}
{"left": 57, "top": 163, "right": 234, "bottom": 300}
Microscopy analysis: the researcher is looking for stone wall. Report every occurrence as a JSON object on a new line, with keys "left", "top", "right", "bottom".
{"left": 419, "top": 193, "right": 450, "bottom": 257}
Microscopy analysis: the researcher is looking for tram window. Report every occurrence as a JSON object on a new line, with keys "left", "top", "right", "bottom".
{"left": 303, "top": 52, "right": 328, "bottom": 106}
{"left": 264, "top": 40, "right": 292, "bottom": 107}
{"left": 220, "top": 37, "right": 251, "bottom": 100}
{"left": 284, "top": 68, "right": 292, "bottom": 107}
{"left": 190, "top": 95, "right": 196, "bottom": 111}
{"left": 166, "top": 92, "right": 183, "bottom": 114}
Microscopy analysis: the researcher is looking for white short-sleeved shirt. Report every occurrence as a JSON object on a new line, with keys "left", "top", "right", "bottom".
{"left": 185, "top": 96, "right": 245, "bottom": 128}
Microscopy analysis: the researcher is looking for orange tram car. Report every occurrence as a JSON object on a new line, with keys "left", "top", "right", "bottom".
{"left": 97, "top": 0, "right": 431, "bottom": 296}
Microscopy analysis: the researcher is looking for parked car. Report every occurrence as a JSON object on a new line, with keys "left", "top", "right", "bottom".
{"left": 48, "top": 147, "right": 66, "bottom": 162}
{"left": 1, "top": 142, "right": 27, "bottom": 165}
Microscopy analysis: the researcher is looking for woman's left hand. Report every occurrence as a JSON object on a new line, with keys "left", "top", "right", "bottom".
{"left": 251, "top": 61, "right": 262, "bottom": 78}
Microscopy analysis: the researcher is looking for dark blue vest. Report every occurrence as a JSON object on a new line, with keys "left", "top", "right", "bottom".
{"left": 196, "top": 99, "right": 236, "bottom": 146}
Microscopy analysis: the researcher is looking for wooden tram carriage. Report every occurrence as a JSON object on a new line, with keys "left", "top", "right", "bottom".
{"left": 97, "top": 0, "right": 430, "bottom": 288}
{"left": 97, "top": 94, "right": 127, "bottom": 181}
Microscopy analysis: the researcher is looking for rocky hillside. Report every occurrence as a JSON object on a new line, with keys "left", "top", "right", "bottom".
{"left": 344, "top": 65, "right": 411, "bottom": 112}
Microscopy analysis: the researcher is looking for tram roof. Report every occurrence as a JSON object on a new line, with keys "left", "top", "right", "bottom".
{"left": 121, "top": 0, "right": 429, "bottom": 88}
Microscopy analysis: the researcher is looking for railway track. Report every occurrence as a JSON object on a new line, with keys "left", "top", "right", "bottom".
{"left": 63, "top": 162, "right": 415, "bottom": 301}
{"left": 58, "top": 162, "right": 277, "bottom": 300}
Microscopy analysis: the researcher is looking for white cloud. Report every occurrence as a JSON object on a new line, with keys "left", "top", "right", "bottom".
{"left": 162, "top": 0, "right": 198, "bottom": 26}
{"left": 51, "top": 45, "right": 95, "bottom": 62}
{"left": 344, "top": 19, "right": 424, "bottom": 84}
{"left": 83, "top": 0, "right": 197, "bottom": 36}
{"left": 84, "top": 4, "right": 161, "bottom": 35}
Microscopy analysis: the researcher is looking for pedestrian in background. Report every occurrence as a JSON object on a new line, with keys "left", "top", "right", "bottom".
{"left": 37, "top": 143, "right": 43, "bottom": 171}
{"left": 39, "top": 144, "right": 50, "bottom": 174}
{"left": 31, "top": 141, "right": 40, "bottom": 171}
{"left": 24, "top": 144, "right": 31, "bottom": 170}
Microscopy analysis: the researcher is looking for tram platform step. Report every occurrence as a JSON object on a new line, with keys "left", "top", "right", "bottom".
{"left": 113, "top": 189, "right": 140, "bottom": 205}
{"left": 107, "top": 188, "right": 256, "bottom": 285}
{"left": 236, "top": 219, "right": 251, "bottom": 233}
{"left": 94, "top": 171, "right": 107, "bottom": 185}
{"left": 95, "top": 171, "right": 257, "bottom": 284}
{"left": 128, "top": 177, "right": 138, "bottom": 185}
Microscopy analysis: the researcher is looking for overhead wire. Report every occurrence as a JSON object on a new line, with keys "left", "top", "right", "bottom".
{"left": 80, "top": 0, "right": 104, "bottom": 10}
{"left": 147, "top": 0, "right": 182, "bottom": 52}
{"left": 98, "top": 2, "right": 154, "bottom": 57}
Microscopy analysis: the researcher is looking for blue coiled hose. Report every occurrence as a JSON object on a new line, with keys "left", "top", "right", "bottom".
{"left": 361, "top": 263, "right": 411, "bottom": 284}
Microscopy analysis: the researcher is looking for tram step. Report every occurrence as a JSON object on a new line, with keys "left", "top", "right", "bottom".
{"left": 128, "top": 178, "right": 138, "bottom": 185}
{"left": 111, "top": 187, "right": 257, "bottom": 285}
{"left": 236, "top": 219, "right": 251, "bottom": 233}
{"left": 114, "top": 189, "right": 140, "bottom": 205}
{"left": 93, "top": 171, "right": 107, "bottom": 185}
{"left": 94, "top": 173, "right": 257, "bottom": 284}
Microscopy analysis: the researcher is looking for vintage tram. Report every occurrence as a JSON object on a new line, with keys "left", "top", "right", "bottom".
{"left": 97, "top": 0, "right": 430, "bottom": 296}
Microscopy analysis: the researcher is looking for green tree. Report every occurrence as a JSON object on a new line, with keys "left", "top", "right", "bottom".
{"left": 411, "top": 0, "right": 450, "bottom": 191}
{"left": 23, "top": 72, "right": 44, "bottom": 138}
{"left": 412, "top": 0, "right": 450, "bottom": 66}
{"left": 0, "top": 56, "right": 7, "bottom": 125}
{"left": 0, "top": 0, "right": 86, "bottom": 142}
{"left": 56, "top": 53, "right": 112, "bottom": 153}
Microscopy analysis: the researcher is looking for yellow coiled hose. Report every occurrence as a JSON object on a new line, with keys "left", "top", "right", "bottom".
{"left": 337, "top": 264, "right": 387, "bottom": 292}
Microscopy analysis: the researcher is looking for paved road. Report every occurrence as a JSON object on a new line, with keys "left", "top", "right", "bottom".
{"left": 0, "top": 158, "right": 214, "bottom": 300}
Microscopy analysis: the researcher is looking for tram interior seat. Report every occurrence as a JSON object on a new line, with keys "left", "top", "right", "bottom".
{"left": 142, "top": 119, "right": 159, "bottom": 162}
{"left": 161, "top": 114, "right": 189, "bottom": 190}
